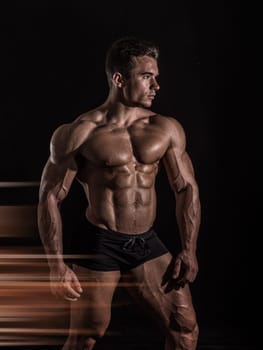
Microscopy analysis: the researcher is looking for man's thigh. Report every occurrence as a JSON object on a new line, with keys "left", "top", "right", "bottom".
{"left": 72, "top": 264, "right": 121, "bottom": 303}
{"left": 122, "top": 253, "right": 196, "bottom": 327}
{"left": 68, "top": 264, "right": 121, "bottom": 329}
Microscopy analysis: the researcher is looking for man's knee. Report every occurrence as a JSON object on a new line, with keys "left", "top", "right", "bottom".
{"left": 81, "top": 329, "right": 107, "bottom": 350}
{"left": 63, "top": 328, "right": 108, "bottom": 350}
{"left": 179, "top": 322, "right": 199, "bottom": 349}
{"left": 167, "top": 311, "right": 199, "bottom": 347}
{"left": 181, "top": 321, "right": 199, "bottom": 340}
{"left": 88, "top": 318, "right": 110, "bottom": 339}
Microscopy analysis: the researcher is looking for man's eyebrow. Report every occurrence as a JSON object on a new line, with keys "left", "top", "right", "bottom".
{"left": 141, "top": 71, "right": 159, "bottom": 77}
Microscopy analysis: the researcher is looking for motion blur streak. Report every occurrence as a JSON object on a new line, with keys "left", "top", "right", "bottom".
{"left": 1, "top": 244, "right": 68, "bottom": 346}
{"left": 0, "top": 204, "right": 127, "bottom": 347}
{"left": 0, "top": 248, "right": 126, "bottom": 346}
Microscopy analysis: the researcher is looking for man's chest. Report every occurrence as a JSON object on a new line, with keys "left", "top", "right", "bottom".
{"left": 80, "top": 124, "right": 169, "bottom": 166}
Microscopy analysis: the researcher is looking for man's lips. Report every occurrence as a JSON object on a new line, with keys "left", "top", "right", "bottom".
{"left": 148, "top": 94, "right": 156, "bottom": 99}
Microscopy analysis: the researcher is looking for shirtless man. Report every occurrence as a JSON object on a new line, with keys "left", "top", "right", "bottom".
{"left": 37, "top": 37, "right": 201, "bottom": 350}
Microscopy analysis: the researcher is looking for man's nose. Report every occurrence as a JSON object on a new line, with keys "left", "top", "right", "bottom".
{"left": 151, "top": 78, "right": 160, "bottom": 91}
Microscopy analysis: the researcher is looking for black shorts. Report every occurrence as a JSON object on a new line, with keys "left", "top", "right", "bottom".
{"left": 69, "top": 220, "right": 169, "bottom": 272}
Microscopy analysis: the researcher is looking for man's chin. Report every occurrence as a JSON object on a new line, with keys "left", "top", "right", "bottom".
{"left": 130, "top": 100, "right": 152, "bottom": 108}
{"left": 140, "top": 101, "right": 152, "bottom": 108}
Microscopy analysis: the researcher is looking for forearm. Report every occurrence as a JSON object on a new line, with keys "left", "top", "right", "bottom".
{"left": 37, "top": 195, "right": 65, "bottom": 270}
{"left": 37, "top": 196, "right": 83, "bottom": 299}
{"left": 175, "top": 183, "right": 201, "bottom": 253}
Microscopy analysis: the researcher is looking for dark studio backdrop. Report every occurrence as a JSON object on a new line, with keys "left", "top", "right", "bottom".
{"left": 1, "top": 1, "right": 253, "bottom": 349}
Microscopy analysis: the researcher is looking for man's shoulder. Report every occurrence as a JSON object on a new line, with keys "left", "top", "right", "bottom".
{"left": 51, "top": 109, "right": 102, "bottom": 157}
{"left": 75, "top": 108, "right": 104, "bottom": 124}
{"left": 151, "top": 114, "right": 184, "bottom": 131}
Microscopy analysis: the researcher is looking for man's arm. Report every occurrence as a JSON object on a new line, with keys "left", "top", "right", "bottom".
{"left": 37, "top": 124, "right": 83, "bottom": 300}
{"left": 162, "top": 117, "right": 201, "bottom": 287}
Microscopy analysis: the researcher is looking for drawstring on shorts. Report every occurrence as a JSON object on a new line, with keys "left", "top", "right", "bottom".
{"left": 122, "top": 236, "right": 151, "bottom": 256}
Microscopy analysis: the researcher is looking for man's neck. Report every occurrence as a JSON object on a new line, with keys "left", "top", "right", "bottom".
{"left": 101, "top": 98, "right": 146, "bottom": 127}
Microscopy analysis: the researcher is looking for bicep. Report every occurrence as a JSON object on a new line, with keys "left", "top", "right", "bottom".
{"left": 39, "top": 157, "right": 78, "bottom": 203}
{"left": 162, "top": 117, "right": 197, "bottom": 193}
{"left": 39, "top": 123, "right": 80, "bottom": 202}
{"left": 163, "top": 147, "right": 196, "bottom": 194}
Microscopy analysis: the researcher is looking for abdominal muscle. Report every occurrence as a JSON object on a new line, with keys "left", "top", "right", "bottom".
{"left": 78, "top": 163, "right": 158, "bottom": 234}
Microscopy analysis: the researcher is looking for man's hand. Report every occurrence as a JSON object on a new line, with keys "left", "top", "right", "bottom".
{"left": 172, "top": 250, "right": 198, "bottom": 286}
{"left": 162, "top": 250, "right": 198, "bottom": 292}
{"left": 49, "top": 263, "right": 83, "bottom": 301}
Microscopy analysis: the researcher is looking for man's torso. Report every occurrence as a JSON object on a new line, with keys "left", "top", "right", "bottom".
{"left": 72, "top": 111, "right": 172, "bottom": 233}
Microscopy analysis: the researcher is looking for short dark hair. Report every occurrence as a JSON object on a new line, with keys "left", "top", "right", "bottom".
{"left": 105, "top": 36, "right": 159, "bottom": 86}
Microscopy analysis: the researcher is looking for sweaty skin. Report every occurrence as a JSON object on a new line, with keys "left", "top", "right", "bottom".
{"left": 38, "top": 54, "right": 201, "bottom": 350}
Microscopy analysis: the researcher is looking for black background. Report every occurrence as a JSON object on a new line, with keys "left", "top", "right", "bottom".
{"left": 1, "top": 1, "right": 256, "bottom": 349}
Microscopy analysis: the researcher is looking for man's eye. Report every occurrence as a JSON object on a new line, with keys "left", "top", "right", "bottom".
{"left": 143, "top": 75, "right": 151, "bottom": 79}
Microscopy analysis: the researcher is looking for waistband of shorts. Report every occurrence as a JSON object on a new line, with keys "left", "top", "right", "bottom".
{"left": 86, "top": 220, "right": 155, "bottom": 240}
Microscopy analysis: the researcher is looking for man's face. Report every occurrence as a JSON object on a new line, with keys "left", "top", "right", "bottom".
{"left": 122, "top": 55, "right": 160, "bottom": 108}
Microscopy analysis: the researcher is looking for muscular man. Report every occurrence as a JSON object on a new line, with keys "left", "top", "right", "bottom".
{"left": 37, "top": 37, "right": 201, "bottom": 350}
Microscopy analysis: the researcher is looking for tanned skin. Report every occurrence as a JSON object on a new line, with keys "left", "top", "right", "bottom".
{"left": 38, "top": 53, "right": 201, "bottom": 350}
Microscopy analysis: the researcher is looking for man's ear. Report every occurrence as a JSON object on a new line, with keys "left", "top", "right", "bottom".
{"left": 112, "top": 72, "right": 125, "bottom": 88}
